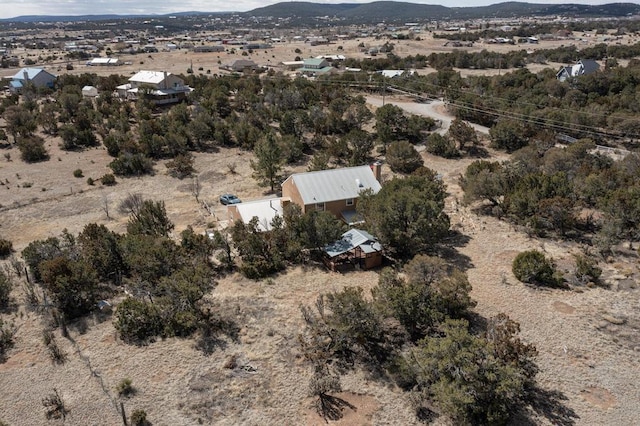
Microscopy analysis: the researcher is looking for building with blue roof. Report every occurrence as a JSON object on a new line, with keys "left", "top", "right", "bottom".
{"left": 9, "top": 68, "right": 56, "bottom": 93}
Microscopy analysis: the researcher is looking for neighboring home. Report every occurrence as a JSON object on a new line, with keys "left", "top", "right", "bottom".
{"left": 323, "top": 228, "right": 383, "bottom": 271}
{"left": 380, "top": 69, "right": 416, "bottom": 78}
{"left": 193, "top": 45, "right": 225, "bottom": 53}
{"left": 222, "top": 59, "right": 259, "bottom": 73}
{"left": 315, "top": 54, "right": 345, "bottom": 62}
{"left": 143, "top": 44, "right": 158, "bottom": 53}
{"left": 298, "top": 57, "right": 336, "bottom": 77}
{"left": 227, "top": 197, "right": 283, "bottom": 232}
{"left": 81, "top": 85, "right": 98, "bottom": 97}
{"left": 306, "top": 36, "right": 329, "bottom": 46}
{"left": 9, "top": 67, "right": 56, "bottom": 93}
{"left": 282, "top": 163, "right": 382, "bottom": 225}
{"left": 557, "top": 59, "right": 600, "bottom": 82}
{"left": 116, "top": 70, "right": 192, "bottom": 105}
{"left": 282, "top": 60, "right": 304, "bottom": 71}
{"left": 87, "top": 57, "right": 120, "bottom": 66}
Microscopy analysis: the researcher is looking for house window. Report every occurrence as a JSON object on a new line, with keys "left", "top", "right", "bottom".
{"left": 346, "top": 198, "right": 354, "bottom": 207}
{"left": 316, "top": 203, "right": 325, "bottom": 211}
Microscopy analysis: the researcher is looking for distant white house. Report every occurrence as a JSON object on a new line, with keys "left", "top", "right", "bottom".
{"left": 116, "top": 70, "right": 192, "bottom": 105}
{"left": 380, "top": 69, "right": 416, "bottom": 78}
{"left": 87, "top": 57, "right": 120, "bottom": 66}
{"left": 9, "top": 67, "right": 56, "bottom": 93}
{"left": 557, "top": 59, "right": 600, "bottom": 82}
{"left": 81, "top": 85, "right": 99, "bottom": 97}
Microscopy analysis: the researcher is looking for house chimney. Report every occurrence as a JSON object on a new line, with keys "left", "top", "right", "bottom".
{"left": 163, "top": 71, "right": 168, "bottom": 90}
{"left": 23, "top": 70, "right": 29, "bottom": 82}
{"left": 370, "top": 161, "right": 382, "bottom": 182}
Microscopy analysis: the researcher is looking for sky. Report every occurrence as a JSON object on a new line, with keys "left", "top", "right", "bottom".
{"left": 0, "top": 0, "right": 633, "bottom": 20}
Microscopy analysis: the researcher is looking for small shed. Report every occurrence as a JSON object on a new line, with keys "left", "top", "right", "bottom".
{"left": 81, "top": 85, "right": 98, "bottom": 97}
{"left": 323, "top": 229, "right": 383, "bottom": 272}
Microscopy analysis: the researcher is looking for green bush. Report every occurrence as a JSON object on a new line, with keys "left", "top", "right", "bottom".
{"left": 109, "top": 153, "right": 153, "bottom": 176}
{"left": 386, "top": 140, "right": 424, "bottom": 174}
{"left": 0, "top": 238, "right": 13, "bottom": 258}
{"left": 116, "top": 377, "right": 135, "bottom": 397}
{"left": 101, "top": 174, "right": 116, "bottom": 186}
{"left": 17, "top": 135, "right": 49, "bottom": 163}
{"left": 574, "top": 253, "right": 602, "bottom": 285}
{"left": 0, "top": 318, "right": 16, "bottom": 362}
{"left": 512, "top": 250, "right": 560, "bottom": 287}
{"left": 426, "top": 133, "right": 460, "bottom": 158}
{"left": 0, "top": 269, "right": 13, "bottom": 309}
{"left": 73, "top": 169, "right": 83, "bottom": 178}
{"left": 113, "top": 298, "right": 162, "bottom": 343}
{"left": 130, "top": 409, "right": 149, "bottom": 426}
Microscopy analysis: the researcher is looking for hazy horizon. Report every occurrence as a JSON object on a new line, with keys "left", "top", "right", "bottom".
{"left": 0, "top": 0, "right": 635, "bottom": 20}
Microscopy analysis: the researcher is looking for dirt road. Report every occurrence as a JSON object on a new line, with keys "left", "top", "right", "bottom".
{"left": 366, "top": 95, "right": 490, "bottom": 135}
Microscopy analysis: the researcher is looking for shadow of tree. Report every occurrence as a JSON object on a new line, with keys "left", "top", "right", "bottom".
{"left": 315, "top": 394, "right": 357, "bottom": 422}
{"left": 467, "top": 145, "right": 490, "bottom": 158}
{"left": 416, "top": 406, "right": 439, "bottom": 424}
{"left": 528, "top": 386, "right": 579, "bottom": 426}
{"left": 435, "top": 245, "right": 474, "bottom": 272}
{"left": 194, "top": 314, "right": 240, "bottom": 356}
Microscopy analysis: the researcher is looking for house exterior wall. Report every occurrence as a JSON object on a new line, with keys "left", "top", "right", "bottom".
{"left": 281, "top": 178, "right": 305, "bottom": 211}
{"left": 32, "top": 73, "right": 55, "bottom": 88}
{"left": 305, "top": 199, "right": 358, "bottom": 218}
{"left": 227, "top": 205, "right": 242, "bottom": 223}
{"left": 164, "top": 74, "right": 185, "bottom": 89}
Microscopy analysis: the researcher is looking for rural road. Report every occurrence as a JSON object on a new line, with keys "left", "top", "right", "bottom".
{"left": 366, "top": 95, "right": 490, "bottom": 135}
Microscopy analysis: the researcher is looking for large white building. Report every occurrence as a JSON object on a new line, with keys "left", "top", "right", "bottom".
{"left": 116, "top": 70, "right": 192, "bottom": 105}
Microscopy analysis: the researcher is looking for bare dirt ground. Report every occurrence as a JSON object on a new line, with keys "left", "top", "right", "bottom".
{"left": 1, "top": 37, "right": 640, "bottom": 424}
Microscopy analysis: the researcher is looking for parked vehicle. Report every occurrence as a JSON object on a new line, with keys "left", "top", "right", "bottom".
{"left": 219, "top": 194, "right": 241, "bottom": 205}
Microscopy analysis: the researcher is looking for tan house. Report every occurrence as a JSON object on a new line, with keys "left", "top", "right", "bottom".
{"left": 281, "top": 164, "right": 382, "bottom": 224}
{"left": 223, "top": 59, "right": 259, "bottom": 73}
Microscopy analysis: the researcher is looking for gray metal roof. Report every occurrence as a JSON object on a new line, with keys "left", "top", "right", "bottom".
{"left": 324, "top": 228, "right": 382, "bottom": 258}
{"left": 579, "top": 59, "right": 600, "bottom": 75}
{"left": 284, "top": 165, "right": 381, "bottom": 205}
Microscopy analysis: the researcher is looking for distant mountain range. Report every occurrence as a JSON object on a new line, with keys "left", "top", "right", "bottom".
{"left": 0, "top": 11, "right": 229, "bottom": 23}
{"left": 245, "top": 1, "right": 640, "bottom": 22}
{"left": 2, "top": 2, "right": 640, "bottom": 23}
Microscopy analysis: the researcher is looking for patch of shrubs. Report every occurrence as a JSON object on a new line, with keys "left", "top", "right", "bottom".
{"left": 130, "top": 409, "right": 150, "bottom": 426}
{"left": 101, "top": 173, "right": 116, "bottom": 186}
{"left": 0, "top": 238, "right": 13, "bottom": 258}
{"left": 116, "top": 377, "right": 135, "bottom": 397}
{"left": 0, "top": 269, "right": 12, "bottom": 309}
{"left": 73, "top": 169, "right": 83, "bottom": 178}
{"left": 0, "top": 318, "right": 16, "bottom": 363}
{"left": 426, "top": 133, "right": 460, "bottom": 158}
{"left": 109, "top": 153, "right": 154, "bottom": 176}
{"left": 512, "top": 249, "right": 561, "bottom": 287}
{"left": 17, "top": 135, "right": 49, "bottom": 163}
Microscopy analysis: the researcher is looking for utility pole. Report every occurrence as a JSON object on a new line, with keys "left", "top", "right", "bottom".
{"left": 382, "top": 77, "right": 386, "bottom": 106}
